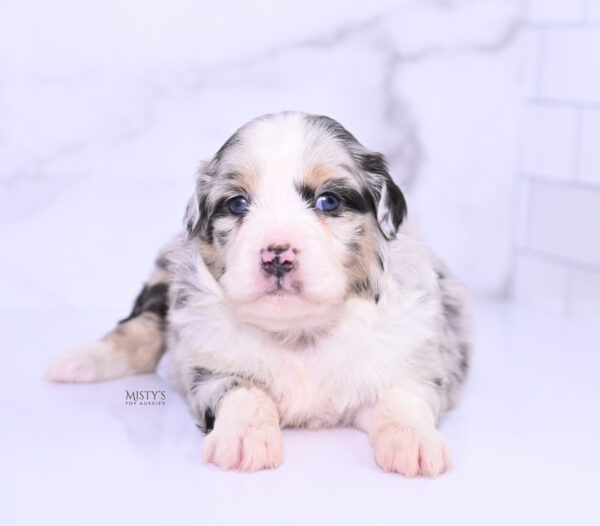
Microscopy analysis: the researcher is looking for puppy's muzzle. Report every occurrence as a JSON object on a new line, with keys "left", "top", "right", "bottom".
{"left": 261, "top": 244, "right": 296, "bottom": 278}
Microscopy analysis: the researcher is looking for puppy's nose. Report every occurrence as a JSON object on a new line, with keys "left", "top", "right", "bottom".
{"left": 261, "top": 244, "right": 296, "bottom": 277}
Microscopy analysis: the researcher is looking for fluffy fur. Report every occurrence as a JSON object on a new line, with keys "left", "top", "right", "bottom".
{"left": 46, "top": 112, "right": 472, "bottom": 477}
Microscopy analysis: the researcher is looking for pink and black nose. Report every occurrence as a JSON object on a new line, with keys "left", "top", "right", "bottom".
{"left": 261, "top": 244, "right": 296, "bottom": 277}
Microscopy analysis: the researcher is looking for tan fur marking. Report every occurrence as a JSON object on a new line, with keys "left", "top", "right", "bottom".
{"left": 105, "top": 313, "right": 165, "bottom": 373}
{"left": 304, "top": 164, "right": 354, "bottom": 190}
{"left": 198, "top": 241, "right": 224, "bottom": 280}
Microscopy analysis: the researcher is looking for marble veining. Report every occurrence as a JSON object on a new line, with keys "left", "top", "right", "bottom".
{"left": 0, "top": 0, "right": 522, "bottom": 311}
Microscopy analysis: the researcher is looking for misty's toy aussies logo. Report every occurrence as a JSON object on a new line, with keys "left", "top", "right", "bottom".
{"left": 124, "top": 390, "right": 166, "bottom": 406}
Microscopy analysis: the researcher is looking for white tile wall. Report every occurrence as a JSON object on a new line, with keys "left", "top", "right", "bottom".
{"left": 527, "top": 182, "right": 600, "bottom": 266}
{"left": 514, "top": 2, "right": 600, "bottom": 317}
{"left": 586, "top": 0, "right": 600, "bottom": 22}
{"left": 515, "top": 178, "right": 531, "bottom": 247}
{"left": 527, "top": 0, "right": 585, "bottom": 23}
{"left": 570, "top": 266, "right": 600, "bottom": 317}
{"left": 520, "top": 28, "right": 541, "bottom": 98}
{"left": 537, "top": 28, "right": 600, "bottom": 103}
{"left": 519, "top": 104, "right": 578, "bottom": 180}
{"left": 580, "top": 108, "right": 600, "bottom": 185}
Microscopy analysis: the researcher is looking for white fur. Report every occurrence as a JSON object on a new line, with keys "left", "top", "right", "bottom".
{"left": 45, "top": 341, "right": 131, "bottom": 383}
{"left": 203, "top": 387, "right": 283, "bottom": 471}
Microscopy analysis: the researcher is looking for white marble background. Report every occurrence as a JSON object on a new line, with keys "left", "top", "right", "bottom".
{"left": 0, "top": 0, "right": 523, "bottom": 313}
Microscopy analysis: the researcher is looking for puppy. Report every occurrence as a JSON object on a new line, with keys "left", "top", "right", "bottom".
{"left": 46, "top": 112, "right": 472, "bottom": 477}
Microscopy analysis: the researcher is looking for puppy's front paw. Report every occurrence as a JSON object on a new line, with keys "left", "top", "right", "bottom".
{"left": 371, "top": 423, "right": 452, "bottom": 478}
{"left": 203, "top": 422, "right": 284, "bottom": 472}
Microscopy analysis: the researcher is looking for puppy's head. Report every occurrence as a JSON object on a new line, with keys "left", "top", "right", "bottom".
{"left": 185, "top": 112, "right": 406, "bottom": 331}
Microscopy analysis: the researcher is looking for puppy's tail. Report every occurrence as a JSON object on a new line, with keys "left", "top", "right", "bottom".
{"left": 45, "top": 255, "right": 170, "bottom": 383}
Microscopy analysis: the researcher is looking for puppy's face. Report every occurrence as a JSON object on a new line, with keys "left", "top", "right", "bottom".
{"left": 185, "top": 113, "right": 406, "bottom": 331}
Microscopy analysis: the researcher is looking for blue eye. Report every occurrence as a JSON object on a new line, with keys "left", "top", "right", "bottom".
{"left": 315, "top": 193, "right": 340, "bottom": 212}
{"left": 228, "top": 196, "right": 249, "bottom": 215}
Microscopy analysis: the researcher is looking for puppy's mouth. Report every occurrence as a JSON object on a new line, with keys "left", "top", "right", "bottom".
{"left": 266, "top": 277, "right": 304, "bottom": 297}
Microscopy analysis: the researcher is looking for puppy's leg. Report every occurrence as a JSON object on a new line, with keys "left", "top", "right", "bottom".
{"left": 45, "top": 260, "right": 170, "bottom": 383}
{"left": 188, "top": 369, "right": 283, "bottom": 472}
{"left": 356, "top": 387, "right": 452, "bottom": 478}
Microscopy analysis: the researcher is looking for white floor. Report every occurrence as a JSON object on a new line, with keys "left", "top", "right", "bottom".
{"left": 1, "top": 301, "right": 599, "bottom": 526}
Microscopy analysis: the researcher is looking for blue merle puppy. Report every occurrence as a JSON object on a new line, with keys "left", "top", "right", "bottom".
{"left": 46, "top": 112, "right": 472, "bottom": 477}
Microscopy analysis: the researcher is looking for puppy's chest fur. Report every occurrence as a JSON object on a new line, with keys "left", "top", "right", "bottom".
{"left": 169, "top": 295, "right": 437, "bottom": 429}
{"left": 254, "top": 338, "right": 383, "bottom": 428}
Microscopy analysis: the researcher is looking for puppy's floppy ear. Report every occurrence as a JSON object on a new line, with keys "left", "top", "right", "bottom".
{"left": 184, "top": 131, "right": 241, "bottom": 240}
{"left": 184, "top": 189, "right": 201, "bottom": 237}
{"left": 357, "top": 151, "right": 407, "bottom": 240}
{"left": 184, "top": 157, "right": 219, "bottom": 240}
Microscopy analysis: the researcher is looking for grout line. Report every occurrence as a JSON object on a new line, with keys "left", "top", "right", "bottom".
{"left": 525, "top": 97, "right": 600, "bottom": 110}
{"left": 564, "top": 264, "right": 572, "bottom": 317}
{"left": 515, "top": 2, "right": 533, "bottom": 300}
{"left": 582, "top": 0, "right": 590, "bottom": 21}
{"left": 527, "top": 20, "right": 600, "bottom": 29}
{"left": 520, "top": 172, "right": 600, "bottom": 192}
{"left": 524, "top": 0, "right": 531, "bottom": 25}
{"left": 515, "top": 246, "right": 600, "bottom": 274}
{"left": 509, "top": 177, "right": 531, "bottom": 295}
{"left": 524, "top": 178, "right": 532, "bottom": 248}
{"left": 532, "top": 27, "right": 544, "bottom": 97}
{"left": 573, "top": 106, "right": 584, "bottom": 182}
